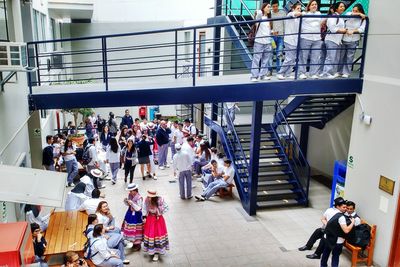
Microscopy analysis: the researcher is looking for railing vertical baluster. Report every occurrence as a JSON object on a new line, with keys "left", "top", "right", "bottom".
{"left": 192, "top": 28, "right": 197, "bottom": 86}
{"left": 240, "top": 2, "right": 243, "bottom": 16}
{"left": 102, "top": 37, "right": 109, "bottom": 91}
{"left": 174, "top": 30, "right": 178, "bottom": 79}
{"left": 27, "top": 45, "right": 32, "bottom": 94}
{"left": 34, "top": 43, "right": 41, "bottom": 86}
{"left": 294, "top": 16, "right": 303, "bottom": 80}
{"left": 359, "top": 18, "right": 369, "bottom": 78}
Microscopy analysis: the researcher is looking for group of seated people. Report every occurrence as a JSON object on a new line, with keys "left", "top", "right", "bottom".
{"left": 298, "top": 197, "right": 364, "bottom": 267}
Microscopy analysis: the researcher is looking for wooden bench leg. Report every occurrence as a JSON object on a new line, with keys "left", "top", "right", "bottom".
{"left": 351, "top": 250, "right": 358, "bottom": 267}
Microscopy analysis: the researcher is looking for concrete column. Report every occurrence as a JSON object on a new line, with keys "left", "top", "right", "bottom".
{"left": 27, "top": 110, "right": 43, "bottom": 169}
{"left": 11, "top": 0, "right": 24, "bottom": 42}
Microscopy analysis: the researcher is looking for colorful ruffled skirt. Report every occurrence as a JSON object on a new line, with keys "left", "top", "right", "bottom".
{"left": 122, "top": 208, "right": 143, "bottom": 244}
{"left": 143, "top": 214, "right": 169, "bottom": 255}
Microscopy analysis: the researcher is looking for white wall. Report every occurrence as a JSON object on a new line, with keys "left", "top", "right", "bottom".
{"left": 92, "top": 0, "right": 214, "bottom": 25}
{"left": 345, "top": 0, "right": 400, "bottom": 266}
{"left": 307, "top": 105, "right": 354, "bottom": 176}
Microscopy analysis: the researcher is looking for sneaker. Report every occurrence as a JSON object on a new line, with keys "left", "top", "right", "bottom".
{"left": 192, "top": 184, "right": 196, "bottom": 188}
{"left": 287, "top": 75, "right": 295, "bottom": 79}
{"left": 112, "top": 181, "right": 116, "bottom": 185}
{"left": 159, "top": 166, "right": 165, "bottom": 170}
{"left": 276, "top": 74, "right": 285, "bottom": 80}
{"left": 98, "top": 185, "right": 106, "bottom": 189}
{"left": 333, "top": 72, "right": 341, "bottom": 78}
{"left": 67, "top": 182, "right": 73, "bottom": 187}
{"left": 341, "top": 73, "right": 349, "bottom": 78}
{"left": 250, "top": 77, "right": 258, "bottom": 82}
{"left": 195, "top": 195, "right": 205, "bottom": 201}
{"left": 187, "top": 196, "right": 193, "bottom": 200}
{"left": 326, "top": 74, "right": 335, "bottom": 79}
{"left": 267, "top": 71, "right": 273, "bottom": 77}
{"left": 124, "top": 240, "right": 133, "bottom": 249}
{"left": 197, "top": 177, "right": 203, "bottom": 182}
{"left": 153, "top": 175, "right": 158, "bottom": 180}
{"left": 123, "top": 259, "right": 130, "bottom": 264}
{"left": 142, "top": 176, "right": 146, "bottom": 181}
{"left": 260, "top": 75, "right": 271, "bottom": 81}
{"left": 310, "top": 75, "right": 319, "bottom": 79}
{"left": 170, "top": 160, "right": 174, "bottom": 164}
{"left": 152, "top": 254, "right": 159, "bottom": 261}
{"left": 299, "top": 74, "right": 307, "bottom": 79}
{"left": 165, "top": 164, "right": 170, "bottom": 168}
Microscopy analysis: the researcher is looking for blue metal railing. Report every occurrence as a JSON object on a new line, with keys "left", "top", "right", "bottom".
{"left": 27, "top": 14, "right": 369, "bottom": 94}
{"left": 272, "top": 100, "right": 311, "bottom": 204}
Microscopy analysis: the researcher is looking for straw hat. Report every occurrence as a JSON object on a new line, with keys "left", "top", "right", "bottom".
{"left": 147, "top": 189, "right": 158, "bottom": 198}
{"left": 90, "top": 168, "right": 103, "bottom": 178}
{"left": 126, "top": 183, "right": 139, "bottom": 191}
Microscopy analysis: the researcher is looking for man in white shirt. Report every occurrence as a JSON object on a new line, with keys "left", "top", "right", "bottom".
{"left": 78, "top": 189, "right": 102, "bottom": 214}
{"left": 195, "top": 159, "right": 234, "bottom": 201}
{"left": 86, "top": 138, "right": 99, "bottom": 173}
{"left": 200, "top": 159, "right": 224, "bottom": 188}
{"left": 173, "top": 144, "right": 193, "bottom": 199}
{"left": 181, "top": 136, "right": 195, "bottom": 164}
{"left": 182, "top": 119, "right": 197, "bottom": 138}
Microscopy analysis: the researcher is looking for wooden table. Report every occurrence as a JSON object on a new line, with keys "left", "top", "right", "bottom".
{"left": 44, "top": 211, "right": 88, "bottom": 264}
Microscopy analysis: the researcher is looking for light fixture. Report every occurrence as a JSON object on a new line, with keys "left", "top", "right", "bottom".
{"left": 357, "top": 94, "right": 372, "bottom": 125}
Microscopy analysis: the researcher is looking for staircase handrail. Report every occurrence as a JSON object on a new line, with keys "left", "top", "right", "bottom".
{"left": 274, "top": 100, "right": 311, "bottom": 200}
{"left": 223, "top": 103, "right": 251, "bottom": 178}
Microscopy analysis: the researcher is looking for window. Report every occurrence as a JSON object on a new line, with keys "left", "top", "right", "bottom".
{"left": 33, "top": 10, "right": 48, "bottom": 51}
{"left": 50, "top": 18, "right": 57, "bottom": 51}
{"left": 184, "top": 31, "right": 191, "bottom": 61}
{"left": 0, "top": 0, "right": 8, "bottom": 41}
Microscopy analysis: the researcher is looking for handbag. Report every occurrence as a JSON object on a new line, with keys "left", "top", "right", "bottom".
{"left": 248, "top": 23, "right": 260, "bottom": 47}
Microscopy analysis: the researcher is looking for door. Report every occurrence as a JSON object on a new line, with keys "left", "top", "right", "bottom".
{"left": 198, "top": 32, "right": 206, "bottom": 77}
{"left": 389, "top": 192, "right": 400, "bottom": 267}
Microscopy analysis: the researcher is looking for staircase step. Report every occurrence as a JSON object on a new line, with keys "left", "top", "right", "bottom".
{"left": 238, "top": 138, "right": 274, "bottom": 143}
{"left": 235, "top": 130, "right": 274, "bottom": 136}
{"left": 257, "top": 199, "right": 300, "bottom": 209}
{"left": 257, "top": 189, "right": 296, "bottom": 196}
{"left": 305, "top": 98, "right": 353, "bottom": 104}
{"left": 283, "top": 119, "right": 322, "bottom": 124}
{"left": 258, "top": 170, "right": 291, "bottom": 177}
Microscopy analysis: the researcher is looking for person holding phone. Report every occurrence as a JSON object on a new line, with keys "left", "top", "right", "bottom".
{"left": 64, "top": 251, "right": 88, "bottom": 267}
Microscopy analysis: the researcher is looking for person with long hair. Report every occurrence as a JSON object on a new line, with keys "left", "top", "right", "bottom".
{"left": 106, "top": 137, "right": 121, "bottom": 185}
{"left": 250, "top": 1, "right": 273, "bottom": 82}
{"left": 95, "top": 201, "right": 119, "bottom": 233}
{"left": 277, "top": 2, "right": 302, "bottom": 80}
{"left": 321, "top": 1, "right": 348, "bottom": 78}
{"left": 299, "top": 0, "right": 323, "bottom": 79}
{"left": 108, "top": 112, "right": 118, "bottom": 137}
{"left": 122, "top": 139, "right": 137, "bottom": 183}
{"left": 137, "top": 135, "right": 155, "bottom": 180}
{"left": 122, "top": 183, "right": 143, "bottom": 250}
{"left": 90, "top": 224, "right": 129, "bottom": 266}
{"left": 193, "top": 143, "right": 212, "bottom": 176}
{"left": 341, "top": 3, "right": 367, "bottom": 78}
{"left": 100, "top": 125, "right": 112, "bottom": 151}
{"left": 142, "top": 190, "right": 169, "bottom": 261}
{"left": 62, "top": 138, "right": 79, "bottom": 187}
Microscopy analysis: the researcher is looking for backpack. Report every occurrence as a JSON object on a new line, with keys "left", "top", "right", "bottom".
{"left": 189, "top": 125, "right": 199, "bottom": 136}
{"left": 83, "top": 238, "right": 99, "bottom": 259}
{"left": 82, "top": 145, "right": 93, "bottom": 165}
{"left": 347, "top": 223, "right": 371, "bottom": 249}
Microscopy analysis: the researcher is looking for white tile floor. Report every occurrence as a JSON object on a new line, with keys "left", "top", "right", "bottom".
{"left": 61, "top": 159, "right": 365, "bottom": 267}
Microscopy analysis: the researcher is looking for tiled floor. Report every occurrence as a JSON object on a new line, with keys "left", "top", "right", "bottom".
{"left": 62, "top": 159, "right": 362, "bottom": 266}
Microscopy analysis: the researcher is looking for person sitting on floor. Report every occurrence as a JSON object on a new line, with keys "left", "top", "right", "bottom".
{"left": 65, "top": 182, "right": 89, "bottom": 211}
{"left": 79, "top": 188, "right": 102, "bottom": 215}
{"left": 195, "top": 159, "right": 235, "bottom": 201}
{"left": 96, "top": 201, "right": 120, "bottom": 234}
{"left": 200, "top": 159, "right": 224, "bottom": 188}
{"left": 31, "top": 223, "right": 49, "bottom": 267}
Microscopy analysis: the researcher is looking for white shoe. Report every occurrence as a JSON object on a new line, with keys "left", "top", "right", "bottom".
{"left": 123, "top": 259, "right": 130, "bottom": 264}
{"left": 276, "top": 74, "right": 285, "bottom": 80}
{"left": 170, "top": 160, "right": 174, "bottom": 164}
{"left": 260, "top": 75, "right": 271, "bottom": 81}
{"left": 341, "top": 74, "right": 349, "bottom": 78}
{"left": 124, "top": 240, "right": 133, "bottom": 249}
{"left": 192, "top": 184, "right": 197, "bottom": 188}
{"left": 153, "top": 175, "right": 158, "bottom": 180}
{"left": 299, "top": 74, "right": 307, "bottom": 79}
{"left": 153, "top": 254, "right": 159, "bottom": 261}
{"left": 250, "top": 77, "right": 259, "bottom": 82}
{"left": 287, "top": 75, "right": 295, "bottom": 79}
{"left": 326, "top": 74, "right": 335, "bottom": 79}
{"left": 98, "top": 185, "right": 106, "bottom": 189}
{"left": 197, "top": 177, "right": 203, "bottom": 182}
{"left": 310, "top": 75, "right": 319, "bottom": 79}
{"left": 227, "top": 130, "right": 232, "bottom": 135}
{"left": 159, "top": 166, "right": 165, "bottom": 170}
{"left": 333, "top": 73, "right": 341, "bottom": 78}
{"left": 165, "top": 164, "right": 170, "bottom": 168}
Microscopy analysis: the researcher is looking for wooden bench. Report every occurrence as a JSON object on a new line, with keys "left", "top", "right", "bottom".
{"left": 44, "top": 211, "right": 88, "bottom": 266}
{"left": 218, "top": 184, "right": 235, "bottom": 198}
{"left": 344, "top": 220, "right": 377, "bottom": 267}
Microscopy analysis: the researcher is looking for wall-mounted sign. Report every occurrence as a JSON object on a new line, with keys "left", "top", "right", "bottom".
{"left": 379, "top": 175, "right": 395, "bottom": 195}
{"left": 347, "top": 155, "right": 354, "bottom": 169}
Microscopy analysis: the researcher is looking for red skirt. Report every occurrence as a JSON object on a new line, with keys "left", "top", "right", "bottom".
{"left": 143, "top": 214, "right": 169, "bottom": 255}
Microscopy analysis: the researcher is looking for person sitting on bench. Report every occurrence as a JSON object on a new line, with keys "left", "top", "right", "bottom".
{"left": 195, "top": 159, "right": 234, "bottom": 201}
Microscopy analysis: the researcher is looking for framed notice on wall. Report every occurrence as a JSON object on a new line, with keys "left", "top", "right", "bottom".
{"left": 379, "top": 175, "right": 395, "bottom": 195}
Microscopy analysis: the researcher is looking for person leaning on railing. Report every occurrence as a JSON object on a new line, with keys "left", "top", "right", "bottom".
{"left": 321, "top": 1, "right": 348, "bottom": 78}
{"left": 250, "top": 1, "right": 274, "bottom": 82}
{"left": 298, "top": 0, "right": 323, "bottom": 80}
{"left": 341, "top": 3, "right": 367, "bottom": 78}
{"left": 277, "top": 2, "right": 302, "bottom": 80}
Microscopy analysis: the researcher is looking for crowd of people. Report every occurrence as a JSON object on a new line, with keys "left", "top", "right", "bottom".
{"left": 250, "top": 0, "right": 367, "bottom": 81}
{"left": 36, "top": 107, "right": 237, "bottom": 266}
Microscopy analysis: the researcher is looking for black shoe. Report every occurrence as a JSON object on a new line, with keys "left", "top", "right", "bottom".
{"left": 124, "top": 177, "right": 127, "bottom": 183}
{"left": 142, "top": 176, "right": 146, "bottom": 180}
{"left": 306, "top": 253, "right": 320, "bottom": 259}
{"left": 298, "top": 245, "right": 311, "bottom": 251}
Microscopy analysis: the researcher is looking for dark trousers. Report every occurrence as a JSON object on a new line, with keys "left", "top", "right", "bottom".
{"left": 314, "top": 238, "right": 325, "bottom": 256}
{"left": 320, "top": 242, "right": 343, "bottom": 267}
{"left": 306, "top": 227, "right": 324, "bottom": 249}
{"left": 124, "top": 162, "right": 137, "bottom": 183}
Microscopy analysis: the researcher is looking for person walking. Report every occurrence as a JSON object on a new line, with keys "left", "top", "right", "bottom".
{"left": 173, "top": 144, "right": 193, "bottom": 199}
{"left": 106, "top": 137, "right": 121, "bottom": 185}
{"left": 122, "top": 183, "right": 143, "bottom": 251}
{"left": 62, "top": 138, "right": 79, "bottom": 187}
{"left": 137, "top": 135, "right": 156, "bottom": 180}
{"left": 122, "top": 139, "right": 137, "bottom": 183}
{"left": 142, "top": 190, "right": 169, "bottom": 261}
{"left": 155, "top": 120, "right": 171, "bottom": 170}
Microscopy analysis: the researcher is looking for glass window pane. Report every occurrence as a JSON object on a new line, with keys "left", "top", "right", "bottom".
{"left": 0, "top": 1, "right": 8, "bottom": 41}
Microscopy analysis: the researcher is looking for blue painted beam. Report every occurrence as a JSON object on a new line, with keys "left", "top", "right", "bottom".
{"left": 29, "top": 79, "right": 363, "bottom": 110}
{"left": 247, "top": 101, "right": 263, "bottom": 216}
{"left": 274, "top": 96, "right": 309, "bottom": 125}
